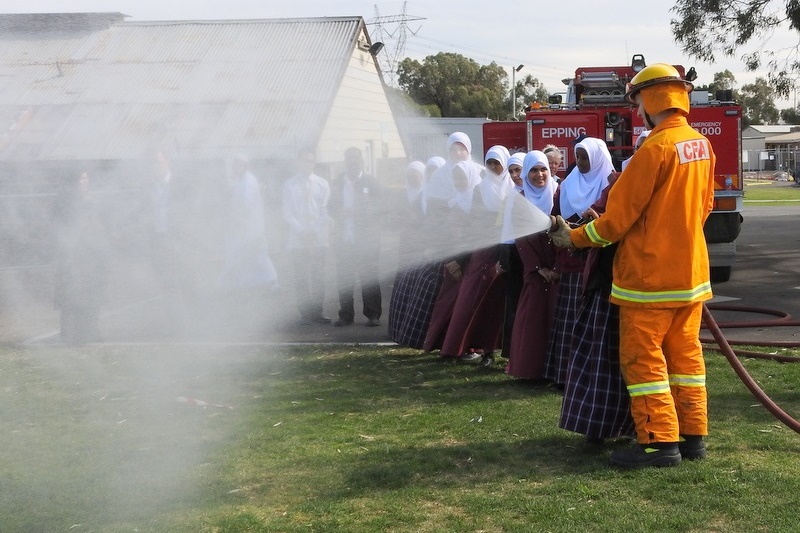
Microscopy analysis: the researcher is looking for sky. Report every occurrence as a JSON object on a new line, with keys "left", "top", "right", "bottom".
{"left": 2, "top": 0, "right": 799, "bottom": 107}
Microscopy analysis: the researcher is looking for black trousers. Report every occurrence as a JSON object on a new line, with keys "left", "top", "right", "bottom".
{"left": 335, "top": 243, "right": 382, "bottom": 322}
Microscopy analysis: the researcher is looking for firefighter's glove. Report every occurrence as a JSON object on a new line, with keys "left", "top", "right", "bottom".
{"left": 549, "top": 215, "right": 575, "bottom": 249}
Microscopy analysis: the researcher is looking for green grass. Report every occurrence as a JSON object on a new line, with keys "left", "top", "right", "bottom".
{"left": 744, "top": 180, "right": 800, "bottom": 204}
{"left": 2, "top": 344, "right": 800, "bottom": 532}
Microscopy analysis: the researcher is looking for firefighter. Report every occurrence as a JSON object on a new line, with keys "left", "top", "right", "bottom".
{"left": 548, "top": 63, "right": 716, "bottom": 468}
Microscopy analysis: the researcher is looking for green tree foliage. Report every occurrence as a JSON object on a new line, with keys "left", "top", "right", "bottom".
{"left": 694, "top": 70, "right": 740, "bottom": 104}
{"left": 780, "top": 107, "right": 800, "bottom": 124}
{"left": 397, "top": 52, "right": 548, "bottom": 119}
{"left": 513, "top": 74, "right": 550, "bottom": 120}
{"left": 670, "top": 1, "right": 800, "bottom": 98}
{"left": 740, "top": 77, "right": 780, "bottom": 125}
{"left": 709, "top": 70, "right": 737, "bottom": 93}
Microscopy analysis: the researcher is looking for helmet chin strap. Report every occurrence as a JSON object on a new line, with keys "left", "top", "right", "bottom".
{"left": 643, "top": 110, "right": 656, "bottom": 129}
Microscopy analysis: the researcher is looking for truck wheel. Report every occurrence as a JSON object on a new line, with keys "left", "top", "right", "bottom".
{"left": 710, "top": 266, "right": 731, "bottom": 283}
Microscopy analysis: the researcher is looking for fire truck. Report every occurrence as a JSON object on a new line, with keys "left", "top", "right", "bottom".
{"left": 483, "top": 54, "right": 743, "bottom": 282}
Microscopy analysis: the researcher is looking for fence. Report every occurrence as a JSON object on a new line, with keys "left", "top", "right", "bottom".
{"left": 742, "top": 148, "right": 800, "bottom": 177}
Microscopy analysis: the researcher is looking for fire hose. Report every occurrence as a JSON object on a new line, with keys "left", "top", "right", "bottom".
{"left": 701, "top": 303, "right": 800, "bottom": 434}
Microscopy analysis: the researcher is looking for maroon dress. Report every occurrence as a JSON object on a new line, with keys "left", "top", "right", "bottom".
{"left": 506, "top": 232, "right": 557, "bottom": 379}
{"left": 422, "top": 199, "right": 470, "bottom": 353}
{"left": 423, "top": 263, "right": 464, "bottom": 352}
{"left": 431, "top": 187, "right": 506, "bottom": 357}
{"left": 439, "top": 245, "right": 505, "bottom": 357}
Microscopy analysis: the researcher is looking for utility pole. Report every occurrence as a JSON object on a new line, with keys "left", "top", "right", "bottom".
{"left": 511, "top": 64, "right": 524, "bottom": 120}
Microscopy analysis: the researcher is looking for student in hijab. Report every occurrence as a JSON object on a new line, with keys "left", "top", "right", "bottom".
{"left": 559, "top": 163, "right": 633, "bottom": 445}
{"left": 497, "top": 150, "right": 527, "bottom": 362}
{"left": 440, "top": 146, "right": 511, "bottom": 366}
{"left": 420, "top": 133, "right": 482, "bottom": 352}
{"left": 388, "top": 161, "right": 438, "bottom": 348}
{"left": 423, "top": 132, "right": 478, "bottom": 216}
{"left": 477, "top": 145, "right": 513, "bottom": 212}
{"left": 545, "top": 137, "right": 615, "bottom": 388}
{"left": 387, "top": 156, "right": 448, "bottom": 348}
{"left": 506, "top": 151, "right": 559, "bottom": 379}
{"left": 507, "top": 151, "right": 525, "bottom": 192}
{"left": 426, "top": 156, "right": 446, "bottom": 179}
{"left": 423, "top": 160, "right": 482, "bottom": 354}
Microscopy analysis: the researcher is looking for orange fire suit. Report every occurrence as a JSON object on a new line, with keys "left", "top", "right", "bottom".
{"left": 570, "top": 113, "right": 716, "bottom": 444}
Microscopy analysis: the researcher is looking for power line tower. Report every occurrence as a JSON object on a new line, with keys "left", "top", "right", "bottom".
{"left": 366, "top": 2, "right": 425, "bottom": 86}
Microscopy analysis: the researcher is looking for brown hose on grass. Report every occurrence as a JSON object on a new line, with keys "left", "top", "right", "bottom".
{"left": 700, "top": 303, "right": 800, "bottom": 362}
{"left": 701, "top": 303, "right": 800, "bottom": 434}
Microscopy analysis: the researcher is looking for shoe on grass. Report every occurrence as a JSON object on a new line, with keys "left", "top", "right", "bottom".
{"left": 460, "top": 352, "right": 483, "bottom": 364}
{"left": 609, "top": 444, "right": 681, "bottom": 469}
{"left": 478, "top": 354, "right": 495, "bottom": 368}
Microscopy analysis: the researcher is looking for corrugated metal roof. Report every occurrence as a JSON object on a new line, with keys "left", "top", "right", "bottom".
{"left": 745, "top": 125, "right": 794, "bottom": 135}
{"left": 0, "top": 16, "right": 366, "bottom": 161}
{"left": 764, "top": 131, "right": 800, "bottom": 144}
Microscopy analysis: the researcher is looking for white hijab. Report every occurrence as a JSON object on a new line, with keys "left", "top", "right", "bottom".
{"left": 522, "top": 150, "right": 557, "bottom": 215}
{"left": 507, "top": 151, "right": 525, "bottom": 192}
{"left": 425, "top": 156, "right": 446, "bottom": 177}
{"left": 500, "top": 151, "right": 555, "bottom": 242}
{"left": 447, "top": 131, "right": 472, "bottom": 156}
{"left": 448, "top": 160, "right": 482, "bottom": 213}
{"left": 479, "top": 145, "right": 513, "bottom": 212}
{"left": 424, "top": 132, "right": 473, "bottom": 203}
{"left": 405, "top": 160, "right": 426, "bottom": 204}
{"left": 559, "top": 137, "right": 614, "bottom": 218}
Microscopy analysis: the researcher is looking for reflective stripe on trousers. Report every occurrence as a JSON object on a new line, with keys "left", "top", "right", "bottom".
{"left": 619, "top": 302, "right": 708, "bottom": 443}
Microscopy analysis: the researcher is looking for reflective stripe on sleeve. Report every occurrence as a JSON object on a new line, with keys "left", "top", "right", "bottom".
{"left": 627, "top": 380, "right": 671, "bottom": 397}
{"left": 584, "top": 220, "right": 612, "bottom": 247}
{"left": 669, "top": 374, "right": 706, "bottom": 387}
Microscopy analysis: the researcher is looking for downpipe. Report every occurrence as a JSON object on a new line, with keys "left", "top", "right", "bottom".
{"left": 701, "top": 303, "right": 800, "bottom": 434}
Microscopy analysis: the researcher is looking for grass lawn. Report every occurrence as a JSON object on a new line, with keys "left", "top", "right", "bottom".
{"left": 744, "top": 180, "right": 800, "bottom": 204}
{"left": 2, "top": 343, "right": 800, "bottom": 532}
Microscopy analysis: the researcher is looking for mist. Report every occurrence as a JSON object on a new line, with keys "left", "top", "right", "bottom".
{"left": 0, "top": 12, "right": 553, "bottom": 530}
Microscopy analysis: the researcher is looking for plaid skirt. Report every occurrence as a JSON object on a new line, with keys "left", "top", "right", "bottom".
{"left": 388, "top": 261, "right": 442, "bottom": 349}
{"left": 558, "top": 291, "right": 634, "bottom": 439}
{"left": 544, "top": 271, "right": 582, "bottom": 385}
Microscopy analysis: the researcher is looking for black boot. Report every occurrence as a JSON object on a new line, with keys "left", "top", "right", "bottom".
{"left": 678, "top": 435, "right": 706, "bottom": 460}
{"left": 609, "top": 443, "right": 681, "bottom": 469}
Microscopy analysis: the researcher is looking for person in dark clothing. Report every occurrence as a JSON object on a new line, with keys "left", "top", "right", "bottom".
{"left": 329, "top": 147, "right": 384, "bottom": 327}
{"left": 53, "top": 171, "right": 108, "bottom": 345}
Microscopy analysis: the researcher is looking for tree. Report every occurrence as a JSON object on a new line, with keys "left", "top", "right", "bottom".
{"left": 511, "top": 74, "right": 550, "bottom": 120}
{"left": 740, "top": 77, "right": 780, "bottom": 125}
{"left": 780, "top": 106, "right": 800, "bottom": 123}
{"left": 693, "top": 70, "right": 740, "bottom": 103}
{"left": 396, "top": 52, "right": 548, "bottom": 119}
{"left": 397, "top": 53, "right": 504, "bottom": 118}
{"left": 671, "top": 1, "right": 800, "bottom": 98}
{"left": 709, "top": 70, "right": 737, "bottom": 94}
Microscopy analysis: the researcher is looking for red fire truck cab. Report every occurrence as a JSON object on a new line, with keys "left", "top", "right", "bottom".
{"left": 483, "top": 55, "right": 743, "bottom": 282}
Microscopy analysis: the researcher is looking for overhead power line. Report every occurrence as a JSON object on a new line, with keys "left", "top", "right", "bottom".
{"left": 366, "top": 1, "right": 425, "bottom": 85}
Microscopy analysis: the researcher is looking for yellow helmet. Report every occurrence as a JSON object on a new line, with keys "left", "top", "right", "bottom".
{"left": 624, "top": 63, "right": 693, "bottom": 104}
